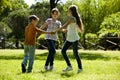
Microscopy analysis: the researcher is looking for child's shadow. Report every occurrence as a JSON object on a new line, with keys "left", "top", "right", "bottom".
{"left": 36, "top": 70, "right": 52, "bottom": 74}
{"left": 60, "top": 72, "right": 75, "bottom": 78}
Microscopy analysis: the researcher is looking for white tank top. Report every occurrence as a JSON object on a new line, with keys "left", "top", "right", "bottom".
{"left": 66, "top": 17, "right": 80, "bottom": 42}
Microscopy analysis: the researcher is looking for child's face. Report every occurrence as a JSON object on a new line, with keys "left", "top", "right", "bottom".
{"left": 32, "top": 19, "right": 38, "bottom": 26}
{"left": 52, "top": 11, "right": 58, "bottom": 20}
{"left": 68, "top": 10, "right": 72, "bottom": 16}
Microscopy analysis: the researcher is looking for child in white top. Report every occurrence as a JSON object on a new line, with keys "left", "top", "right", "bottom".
{"left": 55, "top": 5, "right": 84, "bottom": 74}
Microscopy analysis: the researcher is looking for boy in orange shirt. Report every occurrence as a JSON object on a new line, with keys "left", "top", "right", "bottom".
{"left": 21, "top": 15, "right": 54, "bottom": 73}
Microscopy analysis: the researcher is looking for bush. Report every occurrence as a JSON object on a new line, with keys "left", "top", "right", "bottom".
{"left": 85, "top": 33, "right": 99, "bottom": 49}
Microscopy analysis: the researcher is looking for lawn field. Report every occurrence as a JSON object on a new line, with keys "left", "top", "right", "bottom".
{"left": 0, "top": 49, "right": 120, "bottom": 80}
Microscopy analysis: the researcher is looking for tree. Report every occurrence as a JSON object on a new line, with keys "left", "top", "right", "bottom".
{"left": 49, "top": 0, "right": 60, "bottom": 17}
{"left": 0, "top": 0, "right": 11, "bottom": 20}
{"left": 50, "top": 0, "right": 60, "bottom": 11}
{"left": 0, "top": 0, "right": 29, "bottom": 21}
{"left": 99, "top": 12, "right": 120, "bottom": 37}
{"left": 5, "top": 9, "right": 29, "bottom": 48}
{"left": 98, "top": 12, "right": 120, "bottom": 50}
{"left": 10, "top": 0, "right": 28, "bottom": 10}
{"left": 30, "top": 1, "right": 50, "bottom": 24}
{"left": 0, "top": 22, "right": 11, "bottom": 36}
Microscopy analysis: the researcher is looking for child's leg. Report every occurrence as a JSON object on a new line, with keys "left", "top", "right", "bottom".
{"left": 61, "top": 41, "right": 72, "bottom": 67}
{"left": 28, "top": 46, "right": 35, "bottom": 72}
{"left": 72, "top": 41, "right": 82, "bottom": 69}
{"left": 22, "top": 45, "right": 29, "bottom": 66}
{"left": 49, "top": 40, "right": 56, "bottom": 66}
{"left": 45, "top": 40, "right": 52, "bottom": 66}
{"left": 45, "top": 40, "right": 56, "bottom": 67}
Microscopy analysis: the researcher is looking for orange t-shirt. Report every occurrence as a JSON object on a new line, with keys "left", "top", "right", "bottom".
{"left": 24, "top": 25, "right": 39, "bottom": 46}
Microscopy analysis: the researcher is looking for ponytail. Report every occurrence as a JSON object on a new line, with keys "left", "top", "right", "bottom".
{"left": 69, "top": 5, "right": 84, "bottom": 32}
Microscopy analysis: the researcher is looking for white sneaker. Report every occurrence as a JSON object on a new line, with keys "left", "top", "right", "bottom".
{"left": 63, "top": 66, "right": 73, "bottom": 72}
{"left": 77, "top": 69, "right": 82, "bottom": 74}
{"left": 44, "top": 66, "right": 49, "bottom": 71}
{"left": 50, "top": 66, "right": 54, "bottom": 71}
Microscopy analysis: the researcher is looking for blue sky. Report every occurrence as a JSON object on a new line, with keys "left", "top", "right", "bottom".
{"left": 24, "top": 0, "right": 68, "bottom": 6}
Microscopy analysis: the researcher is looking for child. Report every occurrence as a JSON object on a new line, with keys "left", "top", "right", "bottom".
{"left": 40, "top": 8, "right": 61, "bottom": 71}
{"left": 55, "top": 5, "right": 84, "bottom": 74}
{"left": 21, "top": 15, "right": 54, "bottom": 73}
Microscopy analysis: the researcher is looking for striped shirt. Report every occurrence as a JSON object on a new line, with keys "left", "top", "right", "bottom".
{"left": 45, "top": 18, "right": 61, "bottom": 41}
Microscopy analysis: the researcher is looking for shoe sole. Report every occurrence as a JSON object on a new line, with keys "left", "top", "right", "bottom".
{"left": 63, "top": 69, "right": 73, "bottom": 72}
{"left": 22, "top": 64, "right": 26, "bottom": 73}
{"left": 77, "top": 70, "right": 82, "bottom": 74}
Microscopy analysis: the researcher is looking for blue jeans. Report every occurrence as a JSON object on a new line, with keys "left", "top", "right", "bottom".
{"left": 61, "top": 40, "right": 82, "bottom": 69}
{"left": 22, "top": 45, "right": 35, "bottom": 71}
{"left": 45, "top": 39, "right": 56, "bottom": 66}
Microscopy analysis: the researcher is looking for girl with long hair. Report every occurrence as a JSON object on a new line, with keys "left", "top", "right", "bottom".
{"left": 55, "top": 5, "right": 84, "bottom": 74}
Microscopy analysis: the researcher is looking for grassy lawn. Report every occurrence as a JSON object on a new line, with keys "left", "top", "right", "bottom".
{"left": 0, "top": 49, "right": 120, "bottom": 80}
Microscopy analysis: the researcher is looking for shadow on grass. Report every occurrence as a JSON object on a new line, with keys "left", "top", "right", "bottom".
{"left": 0, "top": 51, "right": 119, "bottom": 61}
{"left": 60, "top": 72, "right": 75, "bottom": 78}
{"left": 0, "top": 55, "right": 23, "bottom": 60}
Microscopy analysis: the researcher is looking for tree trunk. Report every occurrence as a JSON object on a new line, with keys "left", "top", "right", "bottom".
{"left": 50, "top": 0, "right": 59, "bottom": 17}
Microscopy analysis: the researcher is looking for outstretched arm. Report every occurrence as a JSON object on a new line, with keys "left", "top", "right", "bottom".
{"left": 55, "top": 18, "right": 72, "bottom": 32}
{"left": 40, "top": 22, "right": 48, "bottom": 30}
{"left": 36, "top": 27, "right": 54, "bottom": 34}
{"left": 39, "top": 29, "right": 54, "bottom": 34}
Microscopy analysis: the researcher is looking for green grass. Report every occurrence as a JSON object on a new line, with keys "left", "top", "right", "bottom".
{"left": 0, "top": 49, "right": 120, "bottom": 80}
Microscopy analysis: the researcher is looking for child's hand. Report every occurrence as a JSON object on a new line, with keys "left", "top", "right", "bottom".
{"left": 62, "top": 29, "right": 67, "bottom": 33}
{"left": 50, "top": 31, "right": 56, "bottom": 34}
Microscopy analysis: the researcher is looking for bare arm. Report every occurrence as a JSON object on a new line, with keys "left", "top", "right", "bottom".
{"left": 40, "top": 22, "right": 48, "bottom": 30}
{"left": 39, "top": 29, "right": 54, "bottom": 34}
{"left": 36, "top": 27, "right": 54, "bottom": 34}
{"left": 78, "top": 18, "right": 84, "bottom": 33}
{"left": 55, "top": 18, "right": 72, "bottom": 32}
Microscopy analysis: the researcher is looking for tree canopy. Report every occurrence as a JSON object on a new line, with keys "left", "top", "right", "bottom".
{"left": 0, "top": 0, "right": 120, "bottom": 49}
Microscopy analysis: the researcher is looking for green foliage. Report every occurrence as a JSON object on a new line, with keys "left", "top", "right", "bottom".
{"left": 0, "top": 0, "right": 11, "bottom": 20}
{"left": 85, "top": 33, "right": 99, "bottom": 49}
{"left": 98, "top": 13, "right": 120, "bottom": 51}
{"left": 85, "top": 33, "right": 97, "bottom": 39}
{"left": 6, "top": 9, "right": 30, "bottom": 39}
{"left": 10, "top": 0, "right": 29, "bottom": 10}
{"left": 79, "top": 0, "right": 120, "bottom": 34}
{"left": 30, "top": 1, "right": 50, "bottom": 25}
{"left": 0, "top": 0, "right": 120, "bottom": 49}
{"left": 0, "top": 0, "right": 29, "bottom": 20}
{"left": 99, "top": 12, "right": 120, "bottom": 37}
{"left": 0, "top": 22, "right": 12, "bottom": 35}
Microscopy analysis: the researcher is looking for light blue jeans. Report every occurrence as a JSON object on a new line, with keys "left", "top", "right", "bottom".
{"left": 22, "top": 45, "right": 35, "bottom": 71}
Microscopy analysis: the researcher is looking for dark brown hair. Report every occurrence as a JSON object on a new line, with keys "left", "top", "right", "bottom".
{"left": 69, "top": 5, "right": 83, "bottom": 31}
{"left": 29, "top": 15, "right": 39, "bottom": 22}
{"left": 51, "top": 8, "right": 60, "bottom": 15}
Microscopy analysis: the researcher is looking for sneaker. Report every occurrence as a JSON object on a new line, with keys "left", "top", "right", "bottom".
{"left": 44, "top": 66, "right": 49, "bottom": 71}
{"left": 26, "top": 70, "right": 32, "bottom": 73}
{"left": 21, "top": 63, "right": 26, "bottom": 73}
{"left": 50, "top": 66, "right": 54, "bottom": 71}
{"left": 63, "top": 66, "right": 73, "bottom": 72}
{"left": 77, "top": 69, "right": 82, "bottom": 74}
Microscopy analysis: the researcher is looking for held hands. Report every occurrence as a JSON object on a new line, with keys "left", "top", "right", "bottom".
{"left": 50, "top": 30, "right": 58, "bottom": 34}
{"left": 49, "top": 31, "right": 56, "bottom": 34}
{"left": 49, "top": 29, "right": 67, "bottom": 34}
{"left": 62, "top": 29, "right": 67, "bottom": 33}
